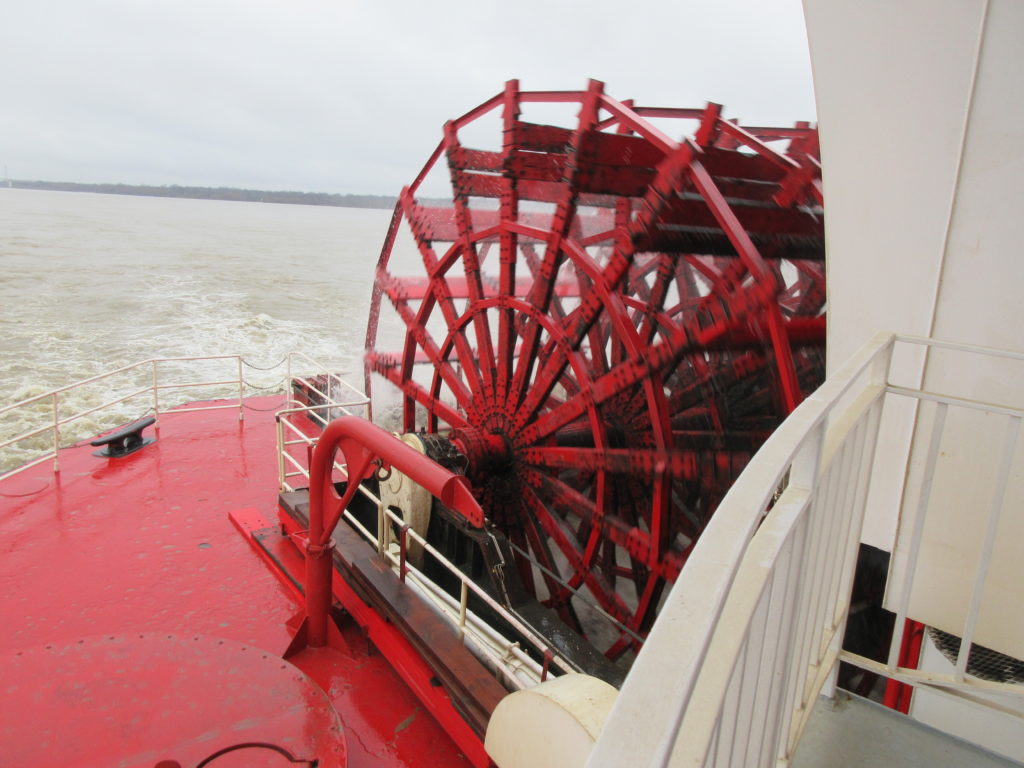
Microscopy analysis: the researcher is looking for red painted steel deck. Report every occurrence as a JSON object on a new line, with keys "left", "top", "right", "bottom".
{"left": 0, "top": 397, "right": 472, "bottom": 768}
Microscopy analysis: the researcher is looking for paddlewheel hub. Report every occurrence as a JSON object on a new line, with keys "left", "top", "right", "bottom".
{"left": 450, "top": 427, "right": 513, "bottom": 474}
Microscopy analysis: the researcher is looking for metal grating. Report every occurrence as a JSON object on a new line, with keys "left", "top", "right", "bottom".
{"left": 928, "top": 627, "right": 1024, "bottom": 684}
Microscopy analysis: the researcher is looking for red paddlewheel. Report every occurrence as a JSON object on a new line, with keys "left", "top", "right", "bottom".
{"left": 364, "top": 79, "right": 824, "bottom": 657}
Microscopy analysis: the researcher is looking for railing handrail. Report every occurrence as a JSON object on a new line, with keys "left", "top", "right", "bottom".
{"left": 1, "top": 352, "right": 348, "bottom": 482}
{"left": 288, "top": 351, "right": 367, "bottom": 402}
{"left": 591, "top": 331, "right": 1024, "bottom": 767}
{"left": 590, "top": 331, "right": 896, "bottom": 768}
{"left": 896, "top": 332, "right": 1024, "bottom": 361}
{"left": 0, "top": 354, "right": 245, "bottom": 415}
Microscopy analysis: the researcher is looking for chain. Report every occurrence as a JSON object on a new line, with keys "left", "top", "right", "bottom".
{"left": 242, "top": 377, "right": 287, "bottom": 391}
{"left": 241, "top": 356, "right": 288, "bottom": 371}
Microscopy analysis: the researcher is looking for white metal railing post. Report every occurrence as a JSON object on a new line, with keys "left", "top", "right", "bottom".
{"left": 51, "top": 392, "right": 60, "bottom": 473}
{"left": 459, "top": 581, "right": 469, "bottom": 639}
{"left": 276, "top": 417, "right": 286, "bottom": 492}
{"left": 870, "top": 334, "right": 895, "bottom": 387}
{"left": 886, "top": 401, "right": 948, "bottom": 674}
{"left": 790, "top": 420, "right": 824, "bottom": 491}
{"left": 151, "top": 359, "right": 160, "bottom": 419}
{"left": 826, "top": 336, "right": 891, "bottom": 705}
{"left": 237, "top": 357, "right": 244, "bottom": 421}
{"left": 953, "top": 415, "right": 1019, "bottom": 682}
{"left": 377, "top": 497, "right": 387, "bottom": 557}
{"left": 823, "top": 389, "right": 886, "bottom": 701}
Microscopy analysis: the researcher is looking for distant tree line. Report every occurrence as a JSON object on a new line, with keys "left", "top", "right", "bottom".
{"left": 7, "top": 180, "right": 400, "bottom": 209}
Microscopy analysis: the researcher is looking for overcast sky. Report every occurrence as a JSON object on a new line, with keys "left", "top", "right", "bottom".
{"left": 1, "top": 0, "right": 816, "bottom": 196}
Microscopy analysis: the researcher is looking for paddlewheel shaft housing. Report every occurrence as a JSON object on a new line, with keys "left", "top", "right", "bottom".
{"left": 365, "top": 79, "right": 824, "bottom": 661}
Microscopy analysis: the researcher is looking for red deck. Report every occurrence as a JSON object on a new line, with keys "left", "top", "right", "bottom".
{"left": 0, "top": 397, "right": 472, "bottom": 768}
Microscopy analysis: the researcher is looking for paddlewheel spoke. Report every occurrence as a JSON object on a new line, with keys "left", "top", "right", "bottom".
{"left": 521, "top": 485, "right": 631, "bottom": 625}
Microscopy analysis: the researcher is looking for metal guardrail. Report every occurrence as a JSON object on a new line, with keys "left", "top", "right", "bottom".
{"left": 276, "top": 351, "right": 371, "bottom": 492}
{"left": 0, "top": 355, "right": 248, "bottom": 481}
{"left": 590, "top": 333, "right": 1024, "bottom": 768}
{"left": 352, "top": 489, "right": 578, "bottom": 689}
{"left": 842, "top": 337, "right": 1024, "bottom": 714}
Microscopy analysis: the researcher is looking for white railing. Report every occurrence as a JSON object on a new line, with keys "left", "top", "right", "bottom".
{"left": 276, "top": 351, "right": 371, "bottom": 492}
{"left": 590, "top": 332, "right": 1024, "bottom": 767}
{"left": 841, "top": 337, "right": 1024, "bottom": 714}
{"left": 343, "top": 484, "right": 579, "bottom": 689}
{"left": 0, "top": 355, "right": 248, "bottom": 481}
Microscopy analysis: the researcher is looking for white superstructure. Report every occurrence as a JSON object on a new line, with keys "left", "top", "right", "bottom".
{"left": 805, "top": 0, "right": 1024, "bottom": 756}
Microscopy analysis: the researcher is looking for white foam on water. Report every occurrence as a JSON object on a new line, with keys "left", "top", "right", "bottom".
{"left": 0, "top": 189, "right": 396, "bottom": 472}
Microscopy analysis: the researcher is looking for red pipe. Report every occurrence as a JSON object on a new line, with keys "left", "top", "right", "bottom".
{"left": 304, "top": 416, "right": 484, "bottom": 647}
{"left": 883, "top": 619, "right": 925, "bottom": 714}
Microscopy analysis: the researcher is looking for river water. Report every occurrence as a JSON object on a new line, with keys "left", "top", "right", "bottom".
{"left": 0, "top": 187, "right": 412, "bottom": 471}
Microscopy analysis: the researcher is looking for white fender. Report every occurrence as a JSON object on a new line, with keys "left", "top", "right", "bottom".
{"left": 485, "top": 674, "right": 618, "bottom": 768}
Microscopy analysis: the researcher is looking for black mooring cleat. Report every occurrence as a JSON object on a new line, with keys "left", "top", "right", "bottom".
{"left": 90, "top": 416, "right": 157, "bottom": 458}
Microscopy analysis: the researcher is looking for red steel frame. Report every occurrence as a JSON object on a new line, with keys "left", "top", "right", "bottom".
{"left": 882, "top": 619, "right": 926, "bottom": 714}
{"left": 290, "top": 416, "right": 483, "bottom": 650}
{"left": 364, "top": 79, "right": 824, "bottom": 657}
{"left": 284, "top": 416, "right": 490, "bottom": 766}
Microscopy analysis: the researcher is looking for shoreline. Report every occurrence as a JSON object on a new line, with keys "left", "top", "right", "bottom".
{"left": 1, "top": 179, "right": 398, "bottom": 210}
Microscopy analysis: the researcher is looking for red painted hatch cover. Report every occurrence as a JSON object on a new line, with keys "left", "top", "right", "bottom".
{"left": 1, "top": 633, "right": 346, "bottom": 768}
